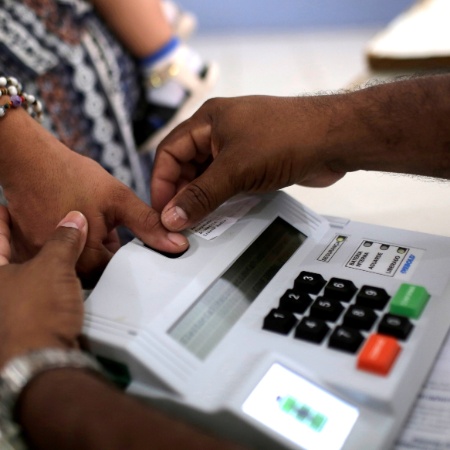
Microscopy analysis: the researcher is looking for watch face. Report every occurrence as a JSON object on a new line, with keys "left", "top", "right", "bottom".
{"left": 0, "top": 349, "right": 101, "bottom": 409}
{"left": 0, "top": 349, "right": 101, "bottom": 450}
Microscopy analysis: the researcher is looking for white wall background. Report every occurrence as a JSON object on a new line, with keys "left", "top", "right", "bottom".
{"left": 179, "top": 0, "right": 416, "bottom": 33}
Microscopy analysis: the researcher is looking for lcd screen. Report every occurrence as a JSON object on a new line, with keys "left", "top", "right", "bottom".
{"left": 169, "top": 217, "right": 307, "bottom": 359}
{"left": 242, "top": 363, "right": 359, "bottom": 450}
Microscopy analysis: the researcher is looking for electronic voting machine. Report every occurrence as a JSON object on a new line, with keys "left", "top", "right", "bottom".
{"left": 84, "top": 191, "right": 450, "bottom": 450}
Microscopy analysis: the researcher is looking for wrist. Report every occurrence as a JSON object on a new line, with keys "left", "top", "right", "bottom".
{"left": 0, "top": 348, "right": 103, "bottom": 448}
{"left": 0, "top": 111, "right": 75, "bottom": 213}
{"left": 329, "top": 86, "right": 402, "bottom": 173}
{"left": 288, "top": 93, "right": 351, "bottom": 178}
{"left": 303, "top": 86, "right": 403, "bottom": 175}
{"left": 0, "top": 108, "right": 45, "bottom": 185}
{"left": 0, "top": 338, "right": 70, "bottom": 371}
{"left": 327, "top": 76, "right": 450, "bottom": 178}
{"left": 0, "top": 348, "right": 103, "bottom": 411}
{"left": 0, "top": 75, "right": 46, "bottom": 189}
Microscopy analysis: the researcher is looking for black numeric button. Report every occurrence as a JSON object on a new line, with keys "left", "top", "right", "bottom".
{"left": 295, "top": 318, "right": 330, "bottom": 343}
{"left": 279, "top": 289, "right": 313, "bottom": 314}
{"left": 356, "top": 286, "right": 390, "bottom": 310}
{"left": 309, "top": 297, "right": 344, "bottom": 322}
{"left": 328, "top": 326, "right": 364, "bottom": 353}
{"left": 324, "top": 278, "right": 357, "bottom": 302}
{"left": 343, "top": 305, "right": 378, "bottom": 331}
{"left": 378, "top": 313, "right": 413, "bottom": 340}
{"left": 263, "top": 309, "right": 297, "bottom": 335}
{"left": 294, "top": 271, "right": 327, "bottom": 294}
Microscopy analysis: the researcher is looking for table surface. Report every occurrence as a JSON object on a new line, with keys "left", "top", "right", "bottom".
{"left": 284, "top": 170, "right": 450, "bottom": 238}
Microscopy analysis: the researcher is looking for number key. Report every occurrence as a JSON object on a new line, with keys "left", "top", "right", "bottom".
{"left": 324, "top": 278, "right": 357, "bottom": 302}
{"left": 263, "top": 309, "right": 297, "bottom": 335}
{"left": 294, "top": 271, "right": 327, "bottom": 294}
{"left": 378, "top": 313, "right": 413, "bottom": 340}
{"left": 343, "top": 305, "right": 378, "bottom": 331}
{"left": 279, "top": 289, "right": 313, "bottom": 314}
{"left": 309, "top": 297, "right": 344, "bottom": 322}
{"left": 295, "top": 318, "right": 330, "bottom": 344}
{"left": 356, "top": 285, "right": 390, "bottom": 310}
{"left": 329, "top": 326, "right": 364, "bottom": 353}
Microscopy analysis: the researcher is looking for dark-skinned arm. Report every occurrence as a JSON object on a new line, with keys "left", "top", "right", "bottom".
{"left": 150, "top": 73, "right": 450, "bottom": 231}
{"left": 0, "top": 208, "right": 243, "bottom": 450}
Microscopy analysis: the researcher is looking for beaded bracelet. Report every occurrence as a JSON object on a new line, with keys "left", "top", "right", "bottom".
{"left": 0, "top": 76, "right": 43, "bottom": 122}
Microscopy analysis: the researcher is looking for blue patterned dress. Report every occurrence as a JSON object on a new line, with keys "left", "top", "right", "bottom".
{"left": 0, "top": 0, "right": 151, "bottom": 203}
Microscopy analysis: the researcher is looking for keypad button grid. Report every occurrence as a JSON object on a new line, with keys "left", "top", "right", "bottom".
{"left": 262, "top": 271, "right": 429, "bottom": 376}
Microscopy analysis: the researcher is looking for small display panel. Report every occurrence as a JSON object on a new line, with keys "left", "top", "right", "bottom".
{"left": 169, "top": 217, "right": 307, "bottom": 359}
{"left": 242, "top": 364, "right": 359, "bottom": 450}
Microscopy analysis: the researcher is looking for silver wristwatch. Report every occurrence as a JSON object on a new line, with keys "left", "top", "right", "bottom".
{"left": 0, "top": 348, "right": 103, "bottom": 449}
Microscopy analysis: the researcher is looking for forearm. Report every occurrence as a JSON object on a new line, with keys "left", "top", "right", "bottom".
{"left": 89, "top": 0, "right": 172, "bottom": 57}
{"left": 150, "top": 72, "right": 450, "bottom": 231}
{"left": 323, "top": 73, "right": 450, "bottom": 179}
{"left": 18, "top": 369, "right": 244, "bottom": 450}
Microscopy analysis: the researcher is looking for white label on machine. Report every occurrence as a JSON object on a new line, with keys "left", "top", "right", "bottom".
{"left": 189, "top": 196, "right": 261, "bottom": 240}
{"left": 242, "top": 363, "right": 359, "bottom": 450}
{"left": 345, "top": 240, "right": 424, "bottom": 279}
{"left": 317, "top": 235, "right": 349, "bottom": 263}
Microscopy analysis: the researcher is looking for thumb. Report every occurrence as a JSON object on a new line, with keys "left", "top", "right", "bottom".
{"left": 160, "top": 165, "right": 238, "bottom": 231}
{"left": 37, "top": 211, "right": 88, "bottom": 266}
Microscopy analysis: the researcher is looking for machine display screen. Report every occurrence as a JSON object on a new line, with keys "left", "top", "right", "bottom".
{"left": 242, "top": 364, "right": 359, "bottom": 450}
{"left": 168, "top": 217, "right": 307, "bottom": 359}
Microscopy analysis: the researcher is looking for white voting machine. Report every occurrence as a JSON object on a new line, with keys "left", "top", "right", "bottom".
{"left": 84, "top": 191, "right": 450, "bottom": 450}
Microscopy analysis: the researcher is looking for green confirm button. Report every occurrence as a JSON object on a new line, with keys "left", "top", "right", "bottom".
{"left": 390, "top": 284, "right": 430, "bottom": 319}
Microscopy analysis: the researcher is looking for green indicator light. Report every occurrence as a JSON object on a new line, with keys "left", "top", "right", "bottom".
{"left": 281, "top": 396, "right": 296, "bottom": 412}
{"left": 277, "top": 395, "right": 328, "bottom": 432}
{"left": 311, "top": 413, "right": 328, "bottom": 431}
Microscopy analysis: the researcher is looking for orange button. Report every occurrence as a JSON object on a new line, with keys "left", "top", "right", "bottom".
{"left": 357, "top": 334, "right": 401, "bottom": 376}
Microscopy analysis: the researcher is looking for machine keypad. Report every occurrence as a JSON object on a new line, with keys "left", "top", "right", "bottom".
{"left": 262, "top": 271, "right": 430, "bottom": 375}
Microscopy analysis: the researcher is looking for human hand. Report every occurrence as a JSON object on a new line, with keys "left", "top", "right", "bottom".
{"left": 0, "top": 113, "right": 188, "bottom": 285}
{"left": 151, "top": 95, "right": 346, "bottom": 231}
{"left": 0, "top": 207, "right": 88, "bottom": 369}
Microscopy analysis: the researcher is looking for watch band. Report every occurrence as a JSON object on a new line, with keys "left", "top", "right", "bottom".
{"left": 0, "top": 419, "right": 27, "bottom": 450}
{"left": 0, "top": 348, "right": 104, "bottom": 449}
{"left": 0, "top": 348, "right": 103, "bottom": 415}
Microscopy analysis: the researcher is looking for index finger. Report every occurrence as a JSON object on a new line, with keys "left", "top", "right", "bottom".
{"left": 0, "top": 205, "right": 11, "bottom": 266}
{"left": 151, "top": 115, "right": 213, "bottom": 212}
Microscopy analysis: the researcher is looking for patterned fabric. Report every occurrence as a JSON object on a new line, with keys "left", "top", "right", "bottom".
{"left": 0, "top": 0, "right": 151, "bottom": 202}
